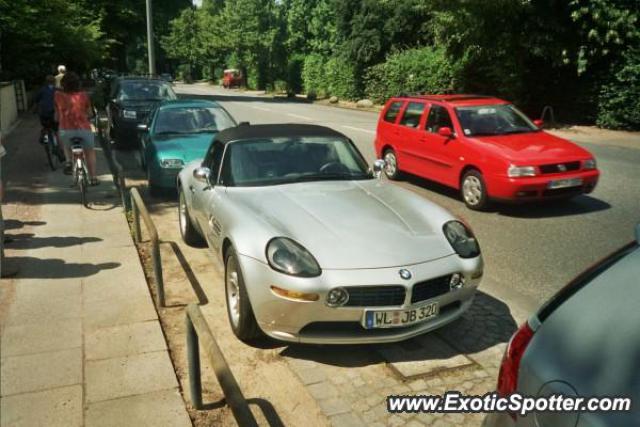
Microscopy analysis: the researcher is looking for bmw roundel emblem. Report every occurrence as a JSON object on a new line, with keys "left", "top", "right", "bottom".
{"left": 399, "top": 269, "right": 412, "bottom": 280}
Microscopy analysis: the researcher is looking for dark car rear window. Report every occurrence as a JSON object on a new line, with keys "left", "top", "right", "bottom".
{"left": 383, "top": 101, "right": 404, "bottom": 123}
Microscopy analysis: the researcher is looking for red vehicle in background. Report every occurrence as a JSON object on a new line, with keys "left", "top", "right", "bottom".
{"left": 375, "top": 94, "right": 600, "bottom": 210}
{"left": 222, "top": 69, "right": 243, "bottom": 89}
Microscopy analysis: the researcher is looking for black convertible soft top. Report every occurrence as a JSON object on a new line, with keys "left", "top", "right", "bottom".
{"left": 215, "top": 123, "right": 347, "bottom": 145}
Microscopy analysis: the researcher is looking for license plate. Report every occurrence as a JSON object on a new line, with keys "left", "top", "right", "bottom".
{"left": 363, "top": 302, "right": 439, "bottom": 329}
{"left": 547, "top": 178, "right": 583, "bottom": 189}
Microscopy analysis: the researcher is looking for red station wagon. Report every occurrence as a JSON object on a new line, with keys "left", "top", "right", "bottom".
{"left": 375, "top": 95, "right": 600, "bottom": 210}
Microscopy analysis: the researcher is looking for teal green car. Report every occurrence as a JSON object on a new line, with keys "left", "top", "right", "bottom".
{"left": 138, "top": 99, "right": 237, "bottom": 192}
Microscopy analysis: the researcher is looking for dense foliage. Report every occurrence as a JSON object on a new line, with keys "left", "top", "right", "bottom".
{"left": 596, "top": 48, "right": 640, "bottom": 130}
{"left": 0, "top": 0, "right": 189, "bottom": 82}
{"left": 364, "top": 47, "right": 459, "bottom": 104}
{"left": 1, "top": 0, "right": 638, "bottom": 128}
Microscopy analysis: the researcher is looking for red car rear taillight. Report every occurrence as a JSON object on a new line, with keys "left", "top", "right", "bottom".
{"left": 497, "top": 322, "right": 535, "bottom": 397}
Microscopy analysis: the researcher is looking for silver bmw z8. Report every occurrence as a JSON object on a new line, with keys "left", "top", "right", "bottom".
{"left": 177, "top": 124, "right": 483, "bottom": 344}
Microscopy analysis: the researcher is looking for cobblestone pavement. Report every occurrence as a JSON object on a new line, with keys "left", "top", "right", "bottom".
{"left": 283, "top": 292, "right": 522, "bottom": 426}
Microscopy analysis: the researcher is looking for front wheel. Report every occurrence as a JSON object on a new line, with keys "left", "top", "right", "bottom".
{"left": 78, "top": 170, "right": 88, "bottom": 207}
{"left": 225, "top": 249, "right": 260, "bottom": 342}
{"left": 461, "top": 169, "right": 489, "bottom": 210}
{"left": 178, "top": 189, "right": 204, "bottom": 246}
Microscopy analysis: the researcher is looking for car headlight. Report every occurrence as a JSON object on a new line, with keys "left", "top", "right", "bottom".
{"left": 508, "top": 165, "right": 537, "bottom": 177}
{"left": 160, "top": 159, "right": 184, "bottom": 169}
{"left": 583, "top": 158, "right": 597, "bottom": 169}
{"left": 122, "top": 110, "right": 137, "bottom": 119}
{"left": 443, "top": 220, "right": 480, "bottom": 259}
{"left": 266, "top": 237, "right": 321, "bottom": 277}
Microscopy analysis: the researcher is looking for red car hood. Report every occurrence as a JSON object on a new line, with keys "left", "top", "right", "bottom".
{"left": 471, "top": 131, "right": 593, "bottom": 164}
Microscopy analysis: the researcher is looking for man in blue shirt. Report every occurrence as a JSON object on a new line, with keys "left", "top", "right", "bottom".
{"left": 34, "top": 75, "right": 57, "bottom": 134}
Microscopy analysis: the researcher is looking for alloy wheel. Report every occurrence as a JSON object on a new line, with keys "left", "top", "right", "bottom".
{"left": 463, "top": 175, "right": 483, "bottom": 206}
{"left": 226, "top": 266, "right": 241, "bottom": 328}
{"left": 383, "top": 151, "right": 397, "bottom": 177}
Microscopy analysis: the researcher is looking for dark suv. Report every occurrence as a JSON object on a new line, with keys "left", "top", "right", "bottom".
{"left": 106, "top": 77, "right": 177, "bottom": 148}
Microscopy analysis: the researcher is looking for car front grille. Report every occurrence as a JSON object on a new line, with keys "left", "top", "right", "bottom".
{"left": 343, "top": 285, "right": 406, "bottom": 307}
{"left": 539, "top": 161, "right": 580, "bottom": 174}
{"left": 411, "top": 275, "right": 451, "bottom": 304}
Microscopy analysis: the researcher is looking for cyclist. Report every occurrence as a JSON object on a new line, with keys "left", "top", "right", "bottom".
{"left": 54, "top": 72, "right": 99, "bottom": 185}
{"left": 34, "top": 75, "right": 58, "bottom": 143}
{"left": 54, "top": 65, "right": 66, "bottom": 89}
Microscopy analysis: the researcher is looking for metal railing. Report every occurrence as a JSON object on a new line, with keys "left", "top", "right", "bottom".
{"left": 186, "top": 304, "right": 259, "bottom": 427}
{"left": 96, "top": 116, "right": 128, "bottom": 212}
{"left": 541, "top": 105, "right": 556, "bottom": 124}
{"left": 130, "top": 187, "right": 165, "bottom": 307}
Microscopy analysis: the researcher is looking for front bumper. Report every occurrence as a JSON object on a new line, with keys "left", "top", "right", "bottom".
{"left": 237, "top": 253, "right": 483, "bottom": 344}
{"left": 148, "top": 164, "right": 181, "bottom": 189}
{"left": 488, "top": 169, "right": 599, "bottom": 201}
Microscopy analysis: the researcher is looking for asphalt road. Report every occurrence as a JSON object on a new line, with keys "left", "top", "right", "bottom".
{"left": 124, "top": 83, "right": 640, "bottom": 317}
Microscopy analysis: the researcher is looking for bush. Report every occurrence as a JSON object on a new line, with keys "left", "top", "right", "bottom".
{"left": 597, "top": 49, "right": 640, "bottom": 130}
{"left": 325, "top": 58, "right": 359, "bottom": 100}
{"left": 302, "top": 54, "right": 328, "bottom": 97}
{"left": 364, "top": 47, "right": 459, "bottom": 104}
{"left": 302, "top": 55, "right": 360, "bottom": 99}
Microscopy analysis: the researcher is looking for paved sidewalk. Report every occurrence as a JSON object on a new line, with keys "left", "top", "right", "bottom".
{"left": 0, "top": 118, "right": 191, "bottom": 427}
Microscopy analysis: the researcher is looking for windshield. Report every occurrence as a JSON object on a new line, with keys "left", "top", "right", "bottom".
{"left": 154, "top": 107, "right": 236, "bottom": 135}
{"left": 455, "top": 104, "right": 538, "bottom": 136}
{"left": 117, "top": 81, "right": 176, "bottom": 101}
{"left": 221, "top": 136, "right": 371, "bottom": 187}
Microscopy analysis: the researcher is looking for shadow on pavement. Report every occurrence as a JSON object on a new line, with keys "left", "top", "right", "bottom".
{"left": 6, "top": 235, "right": 102, "bottom": 250}
{"left": 4, "top": 184, "right": 120, "bottom": 207}
{"left": 196, "top": 397, "right": 285, "bottom": 427}
{"left": 402, "top": 173, "right": 610, "bottom": 218}
{"left": 167, "top": 241, "right": 208, "bottom": 305}
{"left": 281, "top": 291, "right": 517, "bottom": 368}
{"left": 248, "top": 398, "right": 286, "bottom": 427}
{"left": 497, "top": 196, "right": 611, "bottom": 218}
{"left": 178, "top": 92, "right": 310, "bottom": 106}
{"left": 3, "top": 219, "right": 46, "bottom": 230}
{"left": 7, "top": 257, "right": 120, "bottom": 279}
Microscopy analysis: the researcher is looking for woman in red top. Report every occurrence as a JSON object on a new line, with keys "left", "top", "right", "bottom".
{"left": 54, "top": 72, "right": 99, "bottom": 184}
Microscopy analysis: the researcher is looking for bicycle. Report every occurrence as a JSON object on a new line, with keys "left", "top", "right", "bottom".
{"left": 70, "top": 137, "right": 89, "bottom": 207}
{"left": 40, "top": 121, "right": 64, "bottom": 171}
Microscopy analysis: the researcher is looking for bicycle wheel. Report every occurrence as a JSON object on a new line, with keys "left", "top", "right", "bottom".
{"left": 79, "top": 170, "right": 87, "bottom": 207}
{"left": 44, "top": 132, "right": 55, "bottom": 171}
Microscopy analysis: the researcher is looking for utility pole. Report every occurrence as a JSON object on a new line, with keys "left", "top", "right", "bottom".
{"left": 145, "top": 0, "right": 156, "bottom": 76}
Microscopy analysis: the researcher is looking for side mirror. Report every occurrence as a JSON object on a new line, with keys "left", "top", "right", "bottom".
{"left": 372, "top": 159, "right": 386, "bottom": 179}
{"left": 533, "top": 119, "right": 544, "bottom": 128}
{"left": 239, "top": 121, "right": 250, "bottom": 126}
{"left": 193, "top": 167, "right": 212, "bottom": 185}
{"left": 137, "top": 123, "right": 148, "bottom": 132}
{"left": 635, "top": 223, "right": 640, "bottom": 245}
{"left": 438, "top": 127, "right": 454, "bottom": 138}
